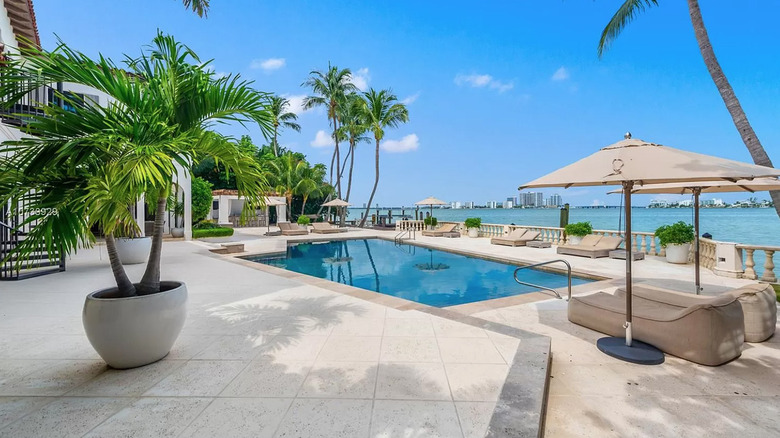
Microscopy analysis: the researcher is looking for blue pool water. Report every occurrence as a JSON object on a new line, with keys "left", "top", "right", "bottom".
{"left": 245, "top": 238, "right": 592, "bottom": 307}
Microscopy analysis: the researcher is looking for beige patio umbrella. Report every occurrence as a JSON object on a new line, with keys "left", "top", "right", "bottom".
{"left": 263, "top": 197, "right": 287, "bottom": 234}
{"left": 415, "top": 196, "right": 447, "bottom": 219}
{"left": 608, "top": 178, "right": 780, "bottom": 294}
{"left": 520, "top": 134, "right": 780, "bottom": 364}
{"left": 321, "top": 199, "right": 351, "bottom": 223}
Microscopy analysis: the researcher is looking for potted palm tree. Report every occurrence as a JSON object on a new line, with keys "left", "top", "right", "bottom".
{"left": 655, "top": 221, "right": 695, "bottom": 264}
{"left": 464, "top": 217, "right": 482, "bottom": 238}
{"left": 565, "top": 221, "right": 593, "bottom": 245}
{"left": 0, "top": 33, "right": 272, "bottom": 369}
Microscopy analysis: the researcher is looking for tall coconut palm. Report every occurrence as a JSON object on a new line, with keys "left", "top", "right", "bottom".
{"left": 337, "top": 93, "right": 370, "bottom": 225}
{"left": 297, "top": 163, "right": 328, "bottom": 215}
{"left": 268, "top": 153, "right": 306, "bottom": 221}
{"left": 358, "top": 89, "right": 409, "bottom": 227}
{"left": 0, "top": 32, "right": 272, "bottom": 297}
{"left": 302, "top": 64, "right": 357, "bottom": 200}
{"left": 598, "top": 0, "right": 780, "bottom": 218}
{"left": 269, "top": 95, "right": 301, "bottom": 157}
{"left": 182, "top": 0, "right": 209, "bottom": 17}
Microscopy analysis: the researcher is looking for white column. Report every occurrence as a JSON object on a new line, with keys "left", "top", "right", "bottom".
{"left": 134, "top": 196, "right": 145, "bottom": 237}
{"left": 218, "top": 195, "right": 230, "bottom": 226}
{"left": 277, "top": 204, "right": 287, "bottom": 223}
{"left": 179, "top": 169, "right": 192, "bottom": 240}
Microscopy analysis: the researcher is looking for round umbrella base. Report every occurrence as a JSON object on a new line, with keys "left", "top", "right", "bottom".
{"left": 596, "top": 337, "right": 665, "bottom": 365}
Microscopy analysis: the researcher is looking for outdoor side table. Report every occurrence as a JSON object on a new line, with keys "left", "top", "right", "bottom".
{"left": 526, "top": 240, "right": 551, "bottom": 248}
{"left": 609, "top": 249, "right": 645, "bottom": 261}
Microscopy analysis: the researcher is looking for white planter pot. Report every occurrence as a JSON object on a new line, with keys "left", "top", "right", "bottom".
{"left": 83, "top": 281, "right": 188, "bottom": 369}
{"left": 426, "top": 225, "right": 434, "bottom": 231}
{"left": 568, "top": 235, "right": 584, "bottom": 245}
{"left": 171, "top": 227, "right": 185, "bottom": 238}
{"left": 665, "top": 243, "right": 691, "bottom": 264}
{"left": 467, "top": 228, "right": 479, "bottom": 238}
{"left": 115, "top": 237, "right": 151, "bottom": 265}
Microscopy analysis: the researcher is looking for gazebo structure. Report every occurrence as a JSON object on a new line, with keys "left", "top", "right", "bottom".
{"left": 211, "top": 190, "right": 287, "bottom": 227}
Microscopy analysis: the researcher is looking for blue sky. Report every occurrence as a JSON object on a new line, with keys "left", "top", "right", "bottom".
{"left": 34, "top": 0, "right": 780, "bottom": 207}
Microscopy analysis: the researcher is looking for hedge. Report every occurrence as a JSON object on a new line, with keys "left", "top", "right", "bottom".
{"left": 193, "top": 227, "right": 234, "bottom": 238}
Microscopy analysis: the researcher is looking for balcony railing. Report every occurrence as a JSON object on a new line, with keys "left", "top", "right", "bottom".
{"left": 0, "top": 74, "right": 62, "bottom": 126}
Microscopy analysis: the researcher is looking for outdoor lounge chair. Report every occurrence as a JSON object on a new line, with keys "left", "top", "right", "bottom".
{"left": 421, "top": 223, "right": 458, "bottom": 237}
{"left": 490, "top": 229, "right": 541, "bottom": 247}
{"left": 614, "top": 283, "right": 776, "bottom": 343}
{"left": 278, "top": 222, "right": 308, "bottom": 236}
{"left": 311, "top": 222, "right": 346, "bottom": 234}
{"left": 568, "top": 290, "right": 744, "bottom": 366}
{"left": 556, "top": 234, "right": 623, "bottom": 258}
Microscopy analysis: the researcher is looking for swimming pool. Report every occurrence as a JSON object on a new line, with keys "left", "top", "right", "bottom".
{"left": 245, "top": 238, "right": 592, "bottom": 307}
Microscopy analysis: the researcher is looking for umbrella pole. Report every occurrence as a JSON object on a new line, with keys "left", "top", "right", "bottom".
{"left": 624, "top": 181, "right": 633, "bottom": 346}
{"left": 694, "top": 188, "right": 701, "bottom": 294}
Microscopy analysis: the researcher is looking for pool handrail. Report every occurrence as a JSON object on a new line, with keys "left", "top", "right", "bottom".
{"left": 513, "top": 259, "right": 573, "bottom": 301}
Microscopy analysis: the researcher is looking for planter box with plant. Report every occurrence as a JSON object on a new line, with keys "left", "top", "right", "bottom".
{"left": 297, "top": 215, "right": 311, "bottom": 229}
{"left": 0, "top": 33, "right": 272, "bottom": 369}
{"left": 655, "top": 221, "right": 695, "bottom": 264}
{"left": 565, "top": 221, "right": 593, "bottom": 245}
{"left": 423, "top": 216, "right": 438, "bottom": 230}
{"left": 464, "top": 217, "right": 481, "bottom": 238}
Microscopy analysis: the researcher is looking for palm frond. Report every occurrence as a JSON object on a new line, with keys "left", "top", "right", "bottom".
{"left": 598, "top": 0, "right": 659, "bottom": 57}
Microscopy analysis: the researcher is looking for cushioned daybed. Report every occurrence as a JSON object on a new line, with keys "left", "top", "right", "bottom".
{"left": 278, "top": 222, "right": 308, "bottom": 236}
{"left": 557, "top": 234, "right": 623, "bottom": 258}
{"left": 311, "top": 222, "right": 346, "bottom": 234}
{"left": 491, "top": 229, "right": 541, "bottom": 247}
{"left": 421, "top": 223, "right": 458, "bottom": 237}
{"left": 568, "top": 290, "right": 744, "bottom": 366}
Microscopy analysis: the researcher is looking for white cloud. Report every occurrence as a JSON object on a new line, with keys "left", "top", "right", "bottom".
{"left": 250, "top": 58, "right": 286, "bottom": 72}
{"left": 283, "top": 94, "right": 309, "bottom": 115}
{"left": 551, "top": 67, "right": 569, "bottom": 81}
{"left": 400, "top": 92, "right": 420, "bottom": 105}
{"left": 454, "top": 73, "right": 514, "bottom": 93}
{"left": 310, "top": 130, "right": 334, "bottom": 148}
{"left": 381, "top": 134, "right": 419, "bottom": 153}
{"left": 349, "top": 67, "right": 370, "bottom": 91}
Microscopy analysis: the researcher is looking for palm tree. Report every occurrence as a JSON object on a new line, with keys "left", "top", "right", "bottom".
{"left": 269, "top": 95, "right": 301, "bottom": 157}
{"left": 337, "top": 93, "right": 370, "bottom": 225}
{"left": 297, "top": 163, "right": 327, "bottom": 215}
{"left": 0, "top": 32, "right": 272, "bottom": 297}
{"left": 358, "top": 89, "right": 409, "bottom": 227}
{"left": 598, "top": 0, "right": 780, "bottom": 218}
{"left": 268, "top": 153, "right": 306, "bottom": 221}
{"left": 182, "top": 0, "right": 209, "bottom": 17}
{"left": 302, "top": 64, "right": 357, "bottom": 200}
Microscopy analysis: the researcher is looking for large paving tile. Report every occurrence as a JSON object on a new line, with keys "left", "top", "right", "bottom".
{"left": 380, "top": 337, "right": 441, "bottom": 363}
{"left": 298, "top": 361, "right": 377, "bottom": 398}
{"left": 181, "top": 398, "right": 292, "bottom": 438}
{"left": 0, "top": 360, "right": 106, "bottom": 396}
{"left": 383, "top": 318, "right": 435, "bottom": 337}
{"left": 431, "top": 318, "right": 489, "bottom": 338}
{"left": 68, "top": 359, "right": 184, "bottom": 396}
{"left": 274, "top": 398, "right": 373, "bottom": 438}
{"left": 445, "top": 363, "right": 509, "bottom": 401}
{"left": 317, "top": 336, "right": 382, "bottom": 362}
{"left": 329, "top": 316, "right": 386, "bottom": 337}
{"left": 455, "top": 401, "right": 496, "bottom": 438}
{"left": 437, "top": 338, "right": 505, "bottom": 364}
{"left": 83, "top": 397, "right": 211, "bottom": 438}
{"left": 0, "top": 397, "right": 54, "bottom": 429}
{"left": 0, "top": 397, "right": 129, "bottom": 438}
{"left": 375, "top": 362, "right": 451, "bottom": 401}
{"left": 143, "top": 360, "right": 247, "bottom": 397}
{"left": 263, "top": 335, "right": 328, "bottom": 363}
{"left": 370, "top": 400, "right": 463, "bottom": 438}
{"left": 221, "top": 360, "right": 311, "bottom": 397}
{"left": 193, "top": 334, "right": 275, "bottom": 360}
{"left": 166, "top": 335, "right": 221, "bottom": 360}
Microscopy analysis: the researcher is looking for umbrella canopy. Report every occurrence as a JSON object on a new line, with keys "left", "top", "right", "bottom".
{"left": 607, "top": 177, "right": 780, "bottom": 294}
{"left": 263, "top": 198, "right": 287, "bottom": 206}
{"left": 321, "top": 198, "right": 351, "bottom": 207}
{"left": 415, "top": 197, "right": 447, "bottom": 206}
{"left": 520, "top": 137, "right": 780, "bottom": 189}
{"left": 520, "top": 134, "right": 780, "bottom": 365}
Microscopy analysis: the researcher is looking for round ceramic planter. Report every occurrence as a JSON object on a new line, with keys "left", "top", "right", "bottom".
{"left": 467, "top": 228, "right": 479, "bottom": 238}
{"left": 665, "top": 243, "right": 691, "bottom": 264}
{"left": 115, "top": 237, "right": 152, "bottom": 265}
{"left": 568, "top": 235, "right": 584, "bottom": 245}
{"left": 171, "top": 227, "right": 185, "bottom": 238}
{"left": 82, "top": 281, "right": 188, "bottom": 369}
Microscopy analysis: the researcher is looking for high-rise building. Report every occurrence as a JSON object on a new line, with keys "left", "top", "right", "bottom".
{"left": 547, "top": 194, "right": 563, "bottom": 207}
{"left": 504, "top": 200, "right": 514, "bottom": 209}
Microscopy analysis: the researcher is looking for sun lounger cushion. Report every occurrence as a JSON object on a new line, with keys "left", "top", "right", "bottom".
{"left": 615, "top": 283, "right": 776, "bottom": 343}
{"left": 569, "top": 291, "right": 744, "bottom": 366}
{"left": 311, "top": 223, "right": 343, "bottom": 234}
{"left": 422, "top": 223, "right": 457, "bottom": 237}
{"left": 594, "top": 236, "right": 623, "bottom": 250}
{"left": 506, "top": 229, "right": 527, "bottom": 239}
{"left": 579, "top": 234, "right": 602, "bottom": 246}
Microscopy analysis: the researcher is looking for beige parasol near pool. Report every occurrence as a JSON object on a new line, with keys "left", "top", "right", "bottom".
{"left": 608, "top": 178, "right": 780, "bottom": 294}
{"left": 415, "top": 196, "right": 447, "bottom": 219}
{"left": 520, "top": 134, "right": 780, "bottom": 364}
{"left": 321, "top": 198, "right": 352, "bottom": 224}
{"left": 263, "top": 197, "right": 287, "bottom": 234}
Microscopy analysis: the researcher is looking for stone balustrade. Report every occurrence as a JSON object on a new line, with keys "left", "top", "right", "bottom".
{"left": 736, "top": 244, "right": 780, "bottom": 283}
{"left": 395, "top": 220, "right": 426, "bottom": 232}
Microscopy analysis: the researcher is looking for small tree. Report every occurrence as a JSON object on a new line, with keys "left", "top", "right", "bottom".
{"left": 191, "top": 177, "right": 213, "bottom": 223}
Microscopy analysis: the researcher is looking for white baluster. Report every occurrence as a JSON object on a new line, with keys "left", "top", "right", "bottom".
{"left": 744, "top": 249, "right": 757, "bottom": 280}
{"left": 761, "top": 250, "right": 776, "bottom": 283}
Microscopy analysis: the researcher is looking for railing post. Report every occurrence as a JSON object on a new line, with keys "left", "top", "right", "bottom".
{"left": 744, "top": 249, "right": 757, "bottom": 280}
{"left": 761, "top": 250, "right": 776, "bottom": 283}
{"left": 650, "top": 236, "right": 657, "bottom": 256}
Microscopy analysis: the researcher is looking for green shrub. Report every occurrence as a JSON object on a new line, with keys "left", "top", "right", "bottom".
{"left": 464, "top": 217, "right": 482, "bottom": 229}
{"left": 191, "top": 177, "right": 213, "bottom": 223}
{"left": 423, "top": 216, "right": 438, "bottom": 227}
{"left": 193, "top": 220, "right": 219, "bottom": 230}
{"left": 297, "top": 215, "right": 311, "bottom": 225}
{"left": 193, "top": 227, "right": 234, "bottom": 238}
{"left": 565, "top": 221, "right": 592, "bottom": 237}
{"left": 655, "top": 221, "right": 695, "bottom": 247}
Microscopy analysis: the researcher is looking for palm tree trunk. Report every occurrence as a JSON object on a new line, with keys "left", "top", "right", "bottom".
{"left": 301, "top": 195, "right": 309, "bottom": 215}
{"left": 332, "top": 115, "right": 342, "bottom": 200}
{"left": 340, "top": 139, "right": 356, "bottom": 227}
{"left": 287, "top": 193, "right": 293, "bottom": 221}
{"left": 137, "top": 191, "right": 167, "bottom": 295}
{"left": 359, "top": 138, "right": 380, "bottom": 227}
{"left": 687, "top": 0, "right": 780, "bottom": 217}
{"left": 105, "top": 233, "right": 136, "bottom": 297}
{"left": 273, "top": 124, "right": 279, "bottom": 157}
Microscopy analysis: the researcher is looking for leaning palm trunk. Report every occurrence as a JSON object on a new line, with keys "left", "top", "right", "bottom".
{"left": 105, "top": 233, "right": 136, "bottom": 297}
{"left": 341, "top": 140, "right": 356, "bottom": 226}
{"left": 332, "top": 115, "right": 342, "bottom": 200}
{"left": 359, "top": 139, "right": 380, "bottom": 227}
{"left": 137, "top": 193, "right": 167, "bottom": 295}
{"left": 686, "top": 0, "right": 780, "bottom": 217}
{"left": 301, "top": 195, "right": 309, "bottom": 215}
